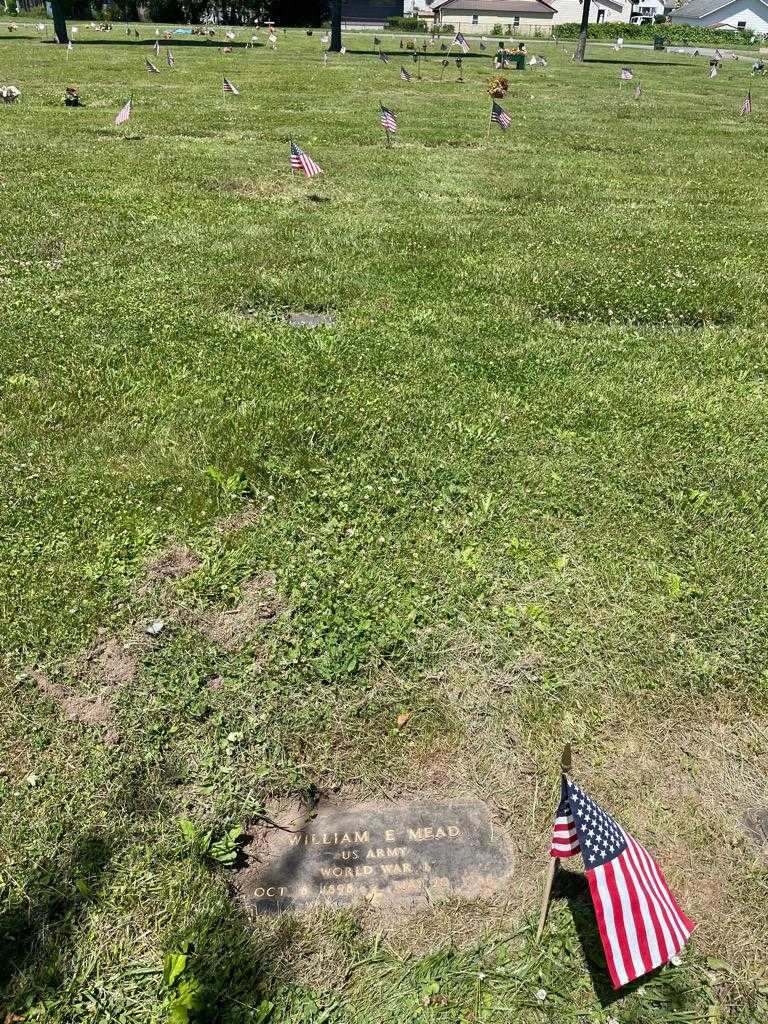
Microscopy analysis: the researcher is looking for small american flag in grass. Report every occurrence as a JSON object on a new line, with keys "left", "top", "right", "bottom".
{"left": 454, "top": 31, "right": 469, "bottom": 53}
{"left": 379, "top": 50, "right": 390, "bottom": 63}
{"left": 400, "top": 65, "right": 412, "bottom": 81}
{"left": 153, "top": 39, "right": 160, "bottom": 56}
{"left": 634, "top": 81, "right": 642, "bottom": 99}
{"left": 167, "top": 49, "right": 175, "bottom": 67}
{"left": 741, "top": 90, "right": 752, "bottom": 115}
{"left": 114, "top": 97, "right": 132, "bottom": 126}
{"left": 290, "top": 140, "right": 323, "bottom": 178}
{"left": 549, "top": 776, "right": 694, "bottom": 989}
{"left": 490, "top": 100, "right": 511, "bottom": 130}
{"left": 379, "top": 104, "right": 398, "bottom": 133}
{"left": 620, "top": 67, "right": 633, "bottom": 80}
{"left": 709, "top": 63, "right": 718, "bottom": 78}
{"left": 146, "top": 58, "right": 160, "bottom": 74}
{"left": 223, "top": 77, "right": 240, "bottom": 95}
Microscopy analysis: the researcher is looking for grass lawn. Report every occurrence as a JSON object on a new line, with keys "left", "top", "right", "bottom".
{"left": 1, "top": 19, "right": 767, "bottom": 1023}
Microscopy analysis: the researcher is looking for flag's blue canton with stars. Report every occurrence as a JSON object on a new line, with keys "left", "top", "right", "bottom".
{"left": 568, "top": 780, "right": 626, "bottom": 867}
{"left": 549, "top": 775, "right": 694, "bottom": 989}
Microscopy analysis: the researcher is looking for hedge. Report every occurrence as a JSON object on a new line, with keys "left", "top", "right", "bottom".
{"left": 386, "top": 16, "right": 428, "bottom": 32}
{"left": 554, "top": 21, "right": 760, "bottom": 46}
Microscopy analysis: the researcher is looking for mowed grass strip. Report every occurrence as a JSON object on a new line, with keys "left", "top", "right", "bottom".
{"left": 0, "top": 23, "right": 767, "bottom": 1023}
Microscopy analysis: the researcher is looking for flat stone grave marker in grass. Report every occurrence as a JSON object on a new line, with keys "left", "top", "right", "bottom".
{"left": 743, "top": 808, "right": 768, "bottom": 854}
{"left": 286, "top": 311, "right": 336, "bottom": 327}
{"left": 238, "top": 799, "right": 513, "bottom": 916}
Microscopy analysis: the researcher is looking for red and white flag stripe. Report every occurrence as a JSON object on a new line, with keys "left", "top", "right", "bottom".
{"left": 587, "top": 831, "right": 694, "bottom": 988}
{"left": 550, "top": 812, "right": 579, "bottom": 857}
{"left": 290, "top": 141, "right": 323, "bottom": 178}
{"left": 114, "top": 98, "right": 132, "bottom": 126}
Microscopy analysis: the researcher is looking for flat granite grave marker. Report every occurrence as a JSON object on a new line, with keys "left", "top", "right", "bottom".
{"left": 239, "top": 799, "right": 513, "bottom": 915}
{"left": 743, "top": 808, "right": 768, "bottom": 853}
{"left": 286, "top": 311, "right": 336, "bottom": 327}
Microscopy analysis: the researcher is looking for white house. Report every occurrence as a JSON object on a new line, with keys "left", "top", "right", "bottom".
{"left": 630, "top": 0, "right": 675, "bottom": 22}
{"left": 428, "top": 0, "right": 631, "bottom": 29}
{"left": 549, "top": 0, "right": 633, "bottom": 25}
{"left": 670, "top": 0, "right": 768, "bottom": 31}
{"left": 429, "top": 0, "right": 557, "bottom": 32}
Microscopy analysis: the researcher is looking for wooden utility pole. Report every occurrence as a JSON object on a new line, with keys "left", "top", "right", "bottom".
{"left": 574, "top": 0, "right": 591, "bottom": 62}
{"left": 329, "top": 0, "right": 342, "bottom": 52}
{"left": 50, "top": 0, "right": 69, "bottom": 44}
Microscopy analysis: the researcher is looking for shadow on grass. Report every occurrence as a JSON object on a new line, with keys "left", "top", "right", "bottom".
{"left": 584, "top": 57, "right": 694, "bottom": 67}
{"left": 0, "top": 832, "right": 112, "bottom": 997}
{"left": 164, "top": 904, "right": 306, "bottom": 1022}
{"left": 341, "top": 47, "right": 493, "bottom": 61}
{"left": 0, "top": 37, "right": 262, "bottom": 49}
{"left": 551, "top": 866, "right": 664, "bottom": 1009}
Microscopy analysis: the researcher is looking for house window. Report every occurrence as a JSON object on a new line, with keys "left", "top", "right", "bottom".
{"left": 737, "top": 19, "right": 746, "bottom": 26}
{"left": 472, "top": 13, "right": 479, "bottom": 23}
{"left": 513, "top": 15, "right": 520, "bottom": 25}
{"left": 596, "top": 7, "right": 605, "bottom": 20}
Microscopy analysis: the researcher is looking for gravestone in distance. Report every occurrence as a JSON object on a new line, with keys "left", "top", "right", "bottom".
{"left": 743, "top": 808, "right": 768, "bottom": 854}
{"left": 239, "top": 799, "right": 513, "bottom": 916}
{"left": 287, "top": 312, "right": 336, "bottom": 327}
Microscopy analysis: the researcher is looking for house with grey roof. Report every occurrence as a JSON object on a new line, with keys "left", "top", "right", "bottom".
{"left": 430, "top": 0, "right": 558, "bottom": 32}
{"left": 670, "top": 0, "right": 768, "bottom": 31}
{"left": 429, "top": 0, "right": 632, "bottom": 30}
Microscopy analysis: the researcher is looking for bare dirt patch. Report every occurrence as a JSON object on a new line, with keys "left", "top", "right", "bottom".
{"left": 30, "top": 667, "right": 113, "bottom": 728}
{"left": 78, "top": 635, "right": 138, "bottom": 690}
{"left": 214, "top": 501, "right": 262, "bottom": 535}
{"left": 197, "top": 572, "right": 284, "bottom": 651}
{"left": 136, "top": 544, "right": 202, "bottom": 594}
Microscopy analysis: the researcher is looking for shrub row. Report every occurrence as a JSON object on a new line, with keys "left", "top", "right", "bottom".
{"left": 554, "top": 20, "right": 760, "bottom": 46}
{"left": 386, "top": 16, "right": 428, "bottom": 32}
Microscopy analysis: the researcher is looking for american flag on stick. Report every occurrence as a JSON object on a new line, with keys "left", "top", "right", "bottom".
{"left": 549, "top": 775, "right": 694, "bottom": 989}
{"left": 167, "top": 49, "right": 175, "bottom": 67}
{"left": 633, "top": 81, "right": 642, "bottom": 99}
{"left": 379, "top": 104, "right": 398, "bottom": 133}
{"left": 454, "top": 31, "right": 470, "bottom": 53}
{"left": 379, "top": 50, "right": 390, "bottom": 63}
{"left": 741, "top": 89, "right": 752, "bottom": 115}
{"left": 490, "top": 100, "right": 511, "bottom": 130}
{"left": 154, "top": 39, "right": 160, "bottom": 56}
{"left": 290, "top": 140, "right": 323, "bottom": 178}
{"left": 620, "top": 67, "right": 633, "bottom": 80}
{"left": 400, "top": 65, "right": 412, "bottom": 81}
{"left": 146, "top": 58, "right": 160, "bottom": 74}
{"left": 709, "top": 63, "right": 718, "bottom": 78}
{"left": 223, "top": 77, "right": 240, "bottom": 95}
{"left": 114, "top": 97, "right": 132, "bottom": 126}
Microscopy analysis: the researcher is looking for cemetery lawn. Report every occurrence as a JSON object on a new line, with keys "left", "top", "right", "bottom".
{"left": 2, "top": 21, "right": 768, "bottom": 1024}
